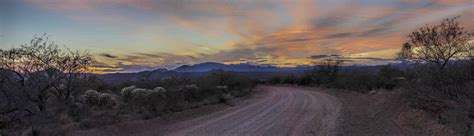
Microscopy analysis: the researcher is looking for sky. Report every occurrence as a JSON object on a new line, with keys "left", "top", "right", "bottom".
{"left": 1, "top": 0, "right": 473, "bottom": 73}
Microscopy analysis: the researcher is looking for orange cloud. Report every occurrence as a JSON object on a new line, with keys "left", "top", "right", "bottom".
{"left": 23, "top": 0, "right": 474, "bottom": 72}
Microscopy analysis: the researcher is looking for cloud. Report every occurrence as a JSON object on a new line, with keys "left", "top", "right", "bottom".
{"left": 308, "top": 55, "right": 329, "bottom": 59}
{"left": 23, "top": 0, "right": 474, "bottom": 72}
{"left": 307, "top": 52, "right": 395, "bottom": 64}
{"left": 324, "top": 33, "right": 355, "bottom": 39}
{"left": 347, "top": 57, "right": 394, "bottom": 61}
{"left": 308, "top": 54, "right": 341, "bottom": 59}
{"left": 92, "top": 63, "right": 153, "bottom": 73}
{"left": 313, "top": 16, "right": 344, "bottom": 28}
{"left": 99, "top": 53, "right": 118, "bottom": 59}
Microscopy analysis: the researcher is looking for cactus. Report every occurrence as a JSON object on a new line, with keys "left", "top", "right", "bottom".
{"left": 83, "top": 90, "right": 116, "bottom": 108}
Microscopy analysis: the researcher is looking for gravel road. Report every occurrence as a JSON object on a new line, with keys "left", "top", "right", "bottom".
{"left": 71, "top": 86, "right": 342, "bottom": 136}
{"left": 159, "top": 86, "right": 342, "bottom": 136}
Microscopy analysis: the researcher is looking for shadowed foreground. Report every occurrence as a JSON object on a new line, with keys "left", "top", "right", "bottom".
{"left": 71, "top": 86, "right": 342, "bottom": 136}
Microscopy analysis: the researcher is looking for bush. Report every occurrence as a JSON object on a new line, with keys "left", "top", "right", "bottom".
{"left": 83, "top": 90, "right": 116, "bottom": 108}
{"left": 330, "top": 70, "right": 378, "bottom": 92}
{"left": 376, "top": 65, "right": 404, "bottom": 90}
{"left": 180, "top": 84, "right": 202, "bottom": 102}
{"left": 120, "top": 86, "right": 167, "bottom": 114}
{"left": 120, "top": 86, "right": 136, "bottom": 104}
{"left": 98, "top": 93, "right": 116, "bottom": 108}
{"left": 289, "top": 65, "right": 404, "bottom": 91}
{"left": 68, "top": 102, "right": 86, "bottom": 122}
{"left": 84, "top": 90, "right": 100, "bottom": 106}
{"left": 66, "top": 70, "right": 256, "bottom": 129}
{"left": 404, "top": 62, "right": 474, "bottom": 135}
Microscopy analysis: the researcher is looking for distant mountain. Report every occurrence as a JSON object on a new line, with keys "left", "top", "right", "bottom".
{"left": 172, "top": 62, "right": 312, "bottom": 72}
{"left": 95, "top": 62, "right": 420, "bottom": 84}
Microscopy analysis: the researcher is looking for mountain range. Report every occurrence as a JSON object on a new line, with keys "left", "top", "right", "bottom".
{"left": 96, "top": 62, "right": 313, "bottom": 82}
{"left": 172, "top": 62, "right": 312, "bottom": 72}
{"left": 95, "top": 61, "right": 414, "bottom": 83}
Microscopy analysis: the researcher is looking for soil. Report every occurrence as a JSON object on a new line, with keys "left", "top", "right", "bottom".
{"left": 69, "top": 85, "right": 453, "bottom": 136}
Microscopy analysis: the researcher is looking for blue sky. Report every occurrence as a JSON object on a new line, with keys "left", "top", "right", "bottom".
{"left": 1, "top": 0, "right": 473, "bottom": 73}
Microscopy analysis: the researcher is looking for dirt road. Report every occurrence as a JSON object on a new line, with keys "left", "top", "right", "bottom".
{"left": 72, "top": 86, "right": 342, "bottom": 136}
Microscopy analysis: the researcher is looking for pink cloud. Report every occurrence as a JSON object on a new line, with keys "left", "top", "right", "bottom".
{"left": 24, "top": 0, "right": 474, "bottom": 70}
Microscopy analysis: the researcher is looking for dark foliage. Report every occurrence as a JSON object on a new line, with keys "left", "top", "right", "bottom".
{"left": 403, "top": 61, "right": 473, "bottom": 135}
{"left": 0, "top": 35, "right": 92, "bottom": 135}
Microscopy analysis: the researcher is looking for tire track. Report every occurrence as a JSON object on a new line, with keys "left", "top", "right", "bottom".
{"left": 162, "top": 86, "right": 342, "bottom": 136}
{"left": 167, "top": 90, "right": 284, "bottom": 136}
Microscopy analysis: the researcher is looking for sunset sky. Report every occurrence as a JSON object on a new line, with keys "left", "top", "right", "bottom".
{"left": 1, "top": 0, "right": 473, "bottom": 73}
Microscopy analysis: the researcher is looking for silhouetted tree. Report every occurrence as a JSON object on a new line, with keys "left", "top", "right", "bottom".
{"left": 317, "top": 58, "right": 344, "bottom": 84}
{"left": 320, "top": 58, "right": 344, "bottom": 76}
{"left": 0, "top": 34, "right": 92, "bottom": 135}
{"left": 398, "top": 17, "right": 473, "bottom": 70}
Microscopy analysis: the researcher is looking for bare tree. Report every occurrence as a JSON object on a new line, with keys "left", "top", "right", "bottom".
{"left": 398, "top": 17, "right": 473, "bottom": 70}
{"left": 312, "top": 58, "right": 344, "bottom": 85}
{"left": 319, "top": 58, "right": 344, "bottom": 77}
{"left": 0, "top": 34, "right": 92, "bottom": 135}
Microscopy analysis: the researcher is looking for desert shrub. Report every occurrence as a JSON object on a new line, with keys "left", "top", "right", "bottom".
{"left": 403, "top": 62, "right": 474, "bottom": 135}
{"left": 283, "top": 74, "right": 298, "bottom": 85}
{"left": 120, "top": 85, "right": 136, "bottom": 104}
{"left": 406, "top": 81, "right": 473, "bottom": 135}
{"left": 298, "top": 71, "right": 317, "bottom": 86}
{"left": 83, "top": 90, "right": 116, "bottom": 108}
{"left": 98, "top": 93, "right": 116, "bottom": 108}
{"left": 120, "top": 86, "right": 167, "bottom": 115}
{"left": 375, "top": 65, "right": 404, "bottom": 90}
{"left": 214, "top": 86, "right": 230, "bottom": 103}
{"left": 67, "top": 102, "right": 87, "bottom": 122}
{"left": 180, "top": 84, "right": 202, "bottom": 102}
{"left": 0, "top": 35, "right": 93, "bottom": 135}
{"left": 218, "top": 93, "right": 234, "bottom": 104}
{"left": 196, "top": 70, "right": 255, "bottom": 98}
{"left": 398, "top": 17, "right": 473, "bottom": 134}
{"left": 268, "top": 76, "right": 284, "bottom": 84}
{"left": 330, "top": 69, "right": 378, "bottom": 92}
{"left": 163, "top": 88, "right": 187, "bottom": 112}
{"left": 146, "top": 87, "right": 167, "bottom": 113}
{"left": 84, "top": 90, "right": 100, "bottom": 106}
{"left": 131, "top": 88, "right": 149, "bottom": 108}
{"left": 69, "top": 70, "right": 256, "bottom": 126}
{"left": 113, "top": 70, "right": 256, "bottom": 116}
{"left": 215, "top": 85, "right": 229, "bottom": 93}
{"left": 292, "top": 65, "right": 405, "bottom": 91}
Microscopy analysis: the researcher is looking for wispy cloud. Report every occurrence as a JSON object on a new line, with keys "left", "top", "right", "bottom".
{"left": 11, "top": 0, "right": 473, "bottom": 73}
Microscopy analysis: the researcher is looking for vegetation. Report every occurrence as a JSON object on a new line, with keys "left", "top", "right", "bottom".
{"left": 71, "top": 70, "right": 255, "bottom": 128}
{"left": 0, "top": 36, "right": 256, "bottom": 135}
{"left": 0, "top": 34, "right": 92, "bottom": 135}
{"left": 267, "top": 17, "right": 473, "bottom": 135}
{"left": 398, "top": 17, "right": 472, "bottom": 70}
{"left": 0, "top": 17, "right": 472, "bottom": 135}
{"left": 268, "top": 61, "right": 405, "bottom": 92}
{"left": 399, "top": 17, "right": 473, "bottom": 134}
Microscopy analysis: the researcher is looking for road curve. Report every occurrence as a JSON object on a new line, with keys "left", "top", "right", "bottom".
{"left": 157, "top": 86, "right": 342, "bottom": 136}
{"left": 70, "top": 86, "right": 342, "bottom": 136}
